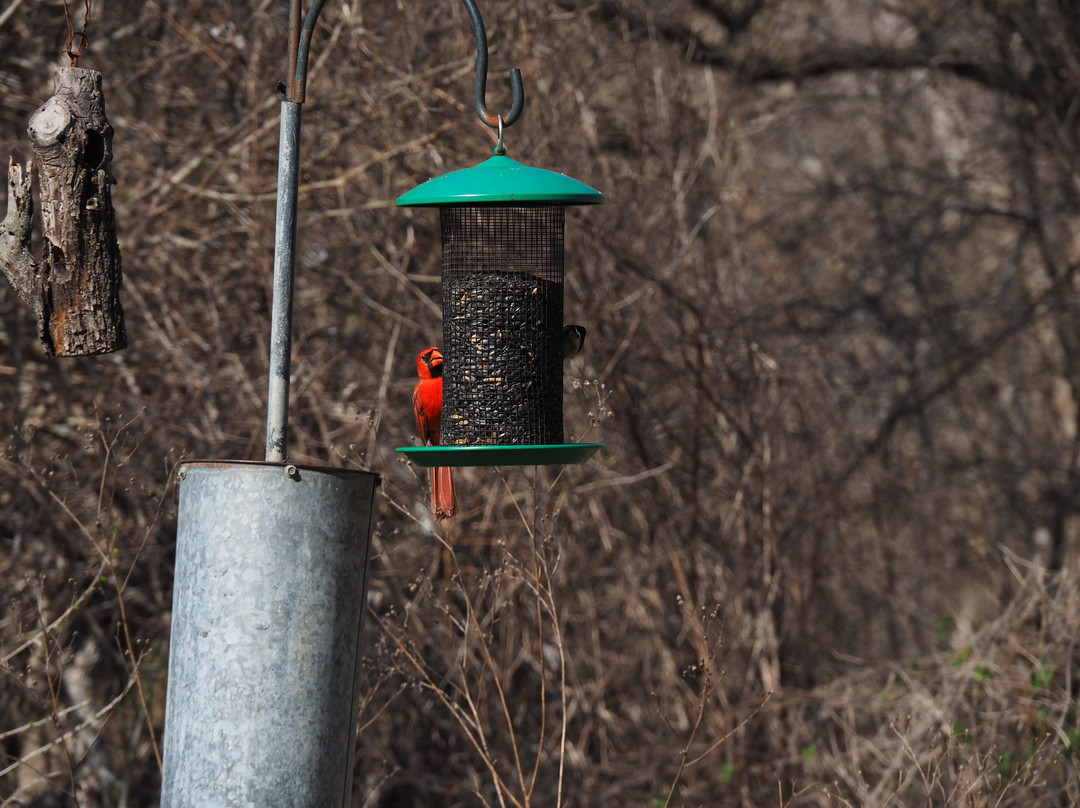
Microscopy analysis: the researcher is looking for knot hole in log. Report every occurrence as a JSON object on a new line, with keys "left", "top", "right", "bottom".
{"left": 83, "top": 130, "right": 106, "bottom": 172}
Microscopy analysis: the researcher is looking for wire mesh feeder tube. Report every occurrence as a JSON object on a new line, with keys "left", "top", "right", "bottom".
{"left": 441, "top": 204, "right": 564, "bottom": 445}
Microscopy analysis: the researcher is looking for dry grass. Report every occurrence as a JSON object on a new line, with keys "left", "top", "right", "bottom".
{"left": 3, "top": 0, "right": 1080, "bottom": 806}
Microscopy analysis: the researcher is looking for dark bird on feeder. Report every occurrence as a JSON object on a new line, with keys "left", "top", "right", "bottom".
{"left": 562, "top": 325, "right": 587, "bottom": 360}
{"left": 414, "top": 347, "right": 457, "bottom": 521}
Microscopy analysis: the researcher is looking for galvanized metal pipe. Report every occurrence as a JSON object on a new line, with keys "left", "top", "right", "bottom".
{"left": 265, "top": 100, "right": 301, "bottom": 463}
{"left": 160, "top": 461, "right": 379, "bottom": 808}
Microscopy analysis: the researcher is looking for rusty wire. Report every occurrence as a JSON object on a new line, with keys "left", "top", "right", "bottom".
{"left": 62, "top": 0, "right": 92, "bottom": 67}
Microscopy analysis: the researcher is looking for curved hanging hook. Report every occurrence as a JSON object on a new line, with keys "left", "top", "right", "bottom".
{"left": 285, "top": 0, "right": 331, "bottom": 103}
{"left": 462, "top": 0, "right": 525, "bottom": 130}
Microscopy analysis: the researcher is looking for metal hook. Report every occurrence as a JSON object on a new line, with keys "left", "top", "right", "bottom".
{"left": 285, "top": 0, "right": 330, "bottom": 103}
{"left": 462, "top": 0, "right": 524, "bottom": 130}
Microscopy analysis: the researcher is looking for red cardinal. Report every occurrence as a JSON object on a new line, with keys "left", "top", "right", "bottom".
{"left": 413, "top": 347, "right": 457, "bottom": 520}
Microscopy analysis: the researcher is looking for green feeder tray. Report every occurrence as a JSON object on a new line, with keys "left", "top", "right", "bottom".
{"left": 398, "top": 444, "right": 603, "bottom": 468}
{"left": 397, "top": 154, "right": 605, "bottom": 207}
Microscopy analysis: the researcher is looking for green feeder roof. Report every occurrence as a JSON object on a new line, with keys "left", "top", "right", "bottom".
{"left": 397, "top": 154, "right": 604, "bottom": 207}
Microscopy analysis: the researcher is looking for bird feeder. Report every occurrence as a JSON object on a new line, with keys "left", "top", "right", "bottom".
{"left": 394, "top": 0, "right": 604, "bottom": 468}
{"left": 397, "top": 155, "right": 603, "bottom": 468}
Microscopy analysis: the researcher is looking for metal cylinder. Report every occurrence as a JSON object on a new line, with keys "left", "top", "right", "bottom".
{"left": 161, "top": 460, "right": 378, "bottom": 808}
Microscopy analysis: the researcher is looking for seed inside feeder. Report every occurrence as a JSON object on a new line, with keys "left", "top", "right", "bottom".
{"left": 442, "top": 266, "right": 563, "bottom": 445}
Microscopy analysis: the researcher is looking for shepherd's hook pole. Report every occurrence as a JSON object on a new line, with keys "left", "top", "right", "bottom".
{"left": 265, "top": 100, "right": 300, "bottom": 463}
{"left": 265, "top": 0, "right": 328, "bottom": 462}
{"left": 265, "top": 0, "right": 519, "bottom": 462}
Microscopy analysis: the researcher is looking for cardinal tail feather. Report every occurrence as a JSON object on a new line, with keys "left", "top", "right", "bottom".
{"left": 431, "top": 466, "right": 457, "bottom": 520}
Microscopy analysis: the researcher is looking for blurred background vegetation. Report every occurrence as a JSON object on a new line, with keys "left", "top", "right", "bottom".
{"left": 3, "top": 0, "right": 1080, "bottom": 805}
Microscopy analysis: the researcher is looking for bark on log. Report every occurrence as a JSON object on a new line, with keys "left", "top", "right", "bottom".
{"left": 0, "top": 66, "right": 126, "bottom": 356}
{"left": 0, "top": 158, "right": 35, "bottom": 310}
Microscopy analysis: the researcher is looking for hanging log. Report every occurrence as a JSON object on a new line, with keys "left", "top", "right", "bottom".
{"left": 0, "top": 66, "right": 126, "bottom": 356}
